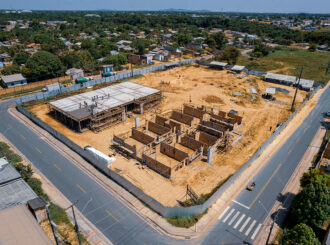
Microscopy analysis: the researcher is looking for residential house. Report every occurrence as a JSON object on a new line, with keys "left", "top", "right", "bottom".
{"left": 101, "top": 64, "right": 114, "bottom": 73}
{"left": 187, "top": 43, "right": 203, "bottom": 51}
{"left": 0, "top": 74, "right": 27, "bottom": 88}
{"left": 65, "top": 68, "right": 84, "bottom": 80}
{"left": 163, "top": 46, "right": 182, "bottom": 58}
{"left": 128, "top": 54, "right": 153, "bottom": 65}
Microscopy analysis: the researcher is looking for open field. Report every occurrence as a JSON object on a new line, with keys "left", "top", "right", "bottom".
{"left": 26, "top": 64, "right": 307, "bottom": 206}
{"left": 238, "top": 47, "right": 330, "bottom": 85}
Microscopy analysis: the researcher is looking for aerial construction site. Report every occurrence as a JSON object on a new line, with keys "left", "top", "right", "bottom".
{"left": 26, "top": 64, "right": 308, "bottom": 206}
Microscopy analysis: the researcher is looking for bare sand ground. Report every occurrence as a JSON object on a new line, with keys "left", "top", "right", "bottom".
{"left": 27, "top": 65, "right": 307, "bottom": 206}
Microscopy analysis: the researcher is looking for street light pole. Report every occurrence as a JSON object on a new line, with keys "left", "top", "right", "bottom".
{"left": 291, "top": 66, "right": 303, "bottom": 111}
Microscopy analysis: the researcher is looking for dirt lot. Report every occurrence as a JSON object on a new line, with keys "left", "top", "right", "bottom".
{"left": 27, "top": 64, "right": 307, "bottom": 206}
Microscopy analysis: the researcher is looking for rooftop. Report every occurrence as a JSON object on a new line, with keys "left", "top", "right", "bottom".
{"left": 1, "top": 73, "right": 25, "bottom": 84}
{"left": 0, "top": 204, "right": 52, "bottom": 245}
{"left": 50, "top": 81, "right": 160, "bottom": 120}
{"left": 0, "top": 158, "right": 21, "bottom": 185}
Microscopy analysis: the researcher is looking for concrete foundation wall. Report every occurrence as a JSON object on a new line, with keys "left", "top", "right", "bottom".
{"left": 201, "top": 120, "right": 228, "bottom": 133}
{"left": 323, "top": 142, "right": 330, "bottom": 159}
{"left": 170, "top": 111, "right": 194, "bottom": 126}
{"left": 131, "top": 128, "right": 154, "bottom": 145}
{"left": 211, "top": 114, "right": 236, "bottom": 125}
{"left": 198, "top": 124, "right": 223, "bottom": 138}
{"left": 155, "top": 115, "right": 169, "bottom": 126}
{"left": 148, "top": 121, "right": 171, "bottom": 136}
{"left": 160, "top": 142, "right": 189, "bottom": 163}
{"left": 210, "top": 117, "right": 234, "bottom": 131}
{"left": 198, "top": 131, "right": 218, "bottom": 146}
{"left": 169, "top": 120, "right": 182, "bottom": 133}
{"left": 142, "top": 153, "right": 172, "bottom": 178}
{"left": 218, "top": 110, "right": 227, "bottom": 118}
{"left": 113, "top": 135, "right": 137, "bottom": 157}
{"left": 183, "top": 105, "right": 206, "bottom": 120}
{"left": 228, "top": 113, "right": 243, "bottom": 125}
{"left": 180, "top": 135, "right": 204, "bottom": 151}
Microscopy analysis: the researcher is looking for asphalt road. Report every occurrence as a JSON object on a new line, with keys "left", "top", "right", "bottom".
{"left": 0, "top": 86, "right": 329, "bottom": 245}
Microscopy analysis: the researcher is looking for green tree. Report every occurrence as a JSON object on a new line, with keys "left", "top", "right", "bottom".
{"left": 206, "top": 36, "right": 216, "bottom": 49}
{"left": 282, "top": 223, "right": 320, "bottom": 245}
{"left": 13, "top": 52, "right": 29, "bottom": 65}
{"left": 102, "top": 53, "right": 128, "bottom": 70}
{"left": 1, "top": 64, "right": 20, "bottom": 75}
{"left": 308, "top": 43, "right": 317, "bottom": 52}
{"left": 177, "top": 33, "right": 191, "bottom": 46}
{"left": 300, "top": 169, "right": 330, "bottom": 188}
{"left": 25, "top": 51, "right": 62, "bottom": 79}
{"left": 221, "top": 47, "right": 240, "bottom": 65}
{"left": 76, "top": 50, "right": 95, "bottom": 72}
{"left": 290, "top": 180, "right": 330, "bottom": 229}
{"left": 211, "top": 32, "right": 226, "bottom": 50}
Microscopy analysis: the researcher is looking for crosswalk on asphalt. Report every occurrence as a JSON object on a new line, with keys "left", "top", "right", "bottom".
{"left": 218, "top": 207, "right": 262, "bottom": 241}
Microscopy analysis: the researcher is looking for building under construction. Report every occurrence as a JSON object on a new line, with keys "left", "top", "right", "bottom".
{"left": 112, "top": 104, "right": 243, "bottom": 178}
{"left": 49, "top": 81, "right": 162, "bottom": 132}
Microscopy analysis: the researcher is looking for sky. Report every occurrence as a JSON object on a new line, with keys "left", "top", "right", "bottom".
{"left": 1, "top": 0, "right": 330, "bottom": 13}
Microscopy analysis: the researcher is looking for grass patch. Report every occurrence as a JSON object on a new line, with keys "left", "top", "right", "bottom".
{"left": 237, "top": 47, "right": 330, "bottom": 85}
{"left": 166, "top": 210, "right": 207, "bottom": 228}
{"left": 182, "top": 174, "right": 233, "bottom": 207}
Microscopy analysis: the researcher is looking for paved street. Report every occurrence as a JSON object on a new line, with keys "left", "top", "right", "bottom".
{"left": 0, "top": 86, "right": 329, "bottom": 244}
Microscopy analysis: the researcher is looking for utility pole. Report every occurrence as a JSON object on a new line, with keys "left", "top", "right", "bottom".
{"left": 291, "top": 66, "right": 303, "bottom": 111}
{"left": 46, "top": 207, "right": 59, "bottom": 245}
{"left": 67, "top": 202, "right": 82, "bottom": 245}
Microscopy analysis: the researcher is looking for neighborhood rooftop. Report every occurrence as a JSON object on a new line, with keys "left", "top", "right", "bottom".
{"left": 1, "top": 73, "right": 25, "bottom": 84}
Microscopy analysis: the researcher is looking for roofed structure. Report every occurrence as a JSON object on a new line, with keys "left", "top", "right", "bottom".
{"left": 264, "top": 73, "right": 314, "bottom": 91}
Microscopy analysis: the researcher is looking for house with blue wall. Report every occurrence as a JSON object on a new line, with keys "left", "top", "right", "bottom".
{"left": 1, "top": 73, "right": 27, "bottom": 88}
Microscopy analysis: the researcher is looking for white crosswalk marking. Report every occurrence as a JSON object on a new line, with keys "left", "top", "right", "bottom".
{"left": 251, "top": 223, "right": 262, "bottom": 240}
{"left": 222, "top": 208, "right": 235, "bottom": 223}
{"left": 218, "top": 206, "right": 230, "bottom": 220}
{"left": 239, "top": 217, "right": 251, "bottom": 232}
{"left": 228, "top": 211, "right": 240, "bottom": 226}
{"left": 233, "top": 214, "right": 245, "bottom": 229}
{"left": 245, "top": 220, "right": 256, "bottom": 236}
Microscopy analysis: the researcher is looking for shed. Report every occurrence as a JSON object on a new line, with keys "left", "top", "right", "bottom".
{"left": 27, "top": 197, "right": 47, "bottom": 223}
{"left": 249, "top": 88, "right": 257, "bottom": 94}
{"left": 101, "top": 64, "right": 113, "bottom": 73}
{"left": 66, "top": 68, "right": 84, "bottom": 80}
{"left": 231, "top": 65, "right": 245, "bottom": 73}
{"left": 209, "top": 61, "right": 228, "bottom": 70}
{"left": 0, "top": 73, "right": 27, "bottom": 88}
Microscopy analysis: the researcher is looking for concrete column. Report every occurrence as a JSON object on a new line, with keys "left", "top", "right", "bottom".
{"left": 122, "top": 110, "right": 126, "bottom": 122}
{"left": 135, "top": 117, "right": 140, "bottom": 128}
{"left": 140, "top": 103, "right": 144, "bottom": 114}
{"left": 207, "top": 147, "right": 213, "bottom": 166}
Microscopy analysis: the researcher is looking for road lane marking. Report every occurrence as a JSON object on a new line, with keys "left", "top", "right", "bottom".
{"left": 105, "top": 209, "right": 118, "bottom": 222}
{"left": 20, "top": 134, "right": 26, "bottom": 140}
{"left": 35, "top": 147, "right": 42, "bottom": 154}
{"left": 296, "top": 137, "right": 300, "bottom": 143}
{"left": 222, "top": 208, "right": 235, "bottom": 223}
{"left": 239, "top": 217, "right": 251, "bottom": 232}
{"left": 233, "top": 214, "right": 245, "bottom": 229}
{"left": 8, "top": 123, "right": 12, "bottom": 128}
{"left": 245, "top": 220, "right": 256, "bottom": 236}
{"left": 53, "top": 164, "right": 61, "bottom": 171}
{"left": 76, "top": 184, "right": 86, "bottom": 193}
{"left": 251, "top": 223, "right": 262, "bottom": 240}
{"left": 249, "top": 163, "right": 282, "bottom": 208}
{"left": 288, "top": 149, "right": 292, "bottom": 155}
{"left": 232, "top": 200, "right": 250, "bottom": 209}
{"left": 228, "top": 211, "right": 240, "bottom": 226}
{"left": 218, "top": 206, "right": 230, "bottom": 220}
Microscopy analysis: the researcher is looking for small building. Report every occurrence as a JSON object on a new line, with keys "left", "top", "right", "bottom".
{"left": 163, "top": 46, "right": 182, "bottom": 58}
{"left": 66, "top": 68, "right": 84, "bottom": 80}
{"left": 231, "top": 65, "right": 245, "bottom": 73}
{"left": 101, "top": 64, "right": 113, "bottom": 73}
{"left": 187, "top": 43, "right": 203, "bottom": 51}
{"left": 209, "top": 61, "right": 228, "bottom": 70}
{"left": 0, "top": 73, "right": 27, "bottom": 88}
{"left": 128, "top": 54, "right": 153, "bottom": 65}
{"left": 265, "top": 87, "right": 276, "bottom": 95}
{"left": 27, "top": 197, "right": 47, "bottom": 223}
{"left": 0, "top": 204, "right": 52, "bottom": 245}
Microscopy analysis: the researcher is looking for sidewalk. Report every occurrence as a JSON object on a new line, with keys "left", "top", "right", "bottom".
{"left": 7, "top": 84, "right": 326, "bottom": 239}
{"left": 254, "top": 125, "right": 327, "bottom": 244}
